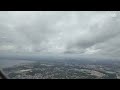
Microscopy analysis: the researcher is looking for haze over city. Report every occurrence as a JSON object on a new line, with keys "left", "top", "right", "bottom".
{"left": 1, "top": 11, "right": 120, "bottom": 79}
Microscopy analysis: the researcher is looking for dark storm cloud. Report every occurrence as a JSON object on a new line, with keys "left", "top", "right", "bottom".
{"left": 0, "top": 11, "right": 120, "bottom": 58}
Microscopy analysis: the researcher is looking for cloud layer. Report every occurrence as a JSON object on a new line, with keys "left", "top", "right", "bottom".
{"left": 0, "top": 11, "right": 120, "bottom": 58}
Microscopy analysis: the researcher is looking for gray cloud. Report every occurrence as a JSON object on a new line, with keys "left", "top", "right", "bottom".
{"left": 0, "top": 11, "right": 120, "bottom": 58}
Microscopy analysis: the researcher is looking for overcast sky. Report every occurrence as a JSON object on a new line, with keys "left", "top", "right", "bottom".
{"left": 0, "top": 11, "right": 120, "bottom": 58}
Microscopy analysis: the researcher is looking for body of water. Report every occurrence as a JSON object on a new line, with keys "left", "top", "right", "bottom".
{"left": 0, "top": 59, "right": 34, "bottom": 68}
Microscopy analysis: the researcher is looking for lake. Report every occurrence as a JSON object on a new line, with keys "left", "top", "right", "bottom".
{"left": 0, "top": 59, "right": 34, "bottom": 68}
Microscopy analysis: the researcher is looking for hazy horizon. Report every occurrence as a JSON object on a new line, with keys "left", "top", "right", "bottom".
{"left": 0, "top": 11, "right": 120, "bottom": 60}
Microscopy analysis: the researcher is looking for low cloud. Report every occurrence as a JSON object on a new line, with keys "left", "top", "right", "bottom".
{"left": 0, "top": 11, "right": 120, "bottom": 58}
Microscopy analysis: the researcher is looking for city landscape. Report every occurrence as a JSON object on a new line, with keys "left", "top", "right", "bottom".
{"left": 2, "top": 59, "right": 120, "bottom": 79}
{"left": 1, "top": 11, "right": 120, "bottom": 79}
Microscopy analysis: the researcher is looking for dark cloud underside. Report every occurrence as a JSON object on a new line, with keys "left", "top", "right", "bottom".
{"left": 0, "top": 11, "right": 120, "bottom": 58}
